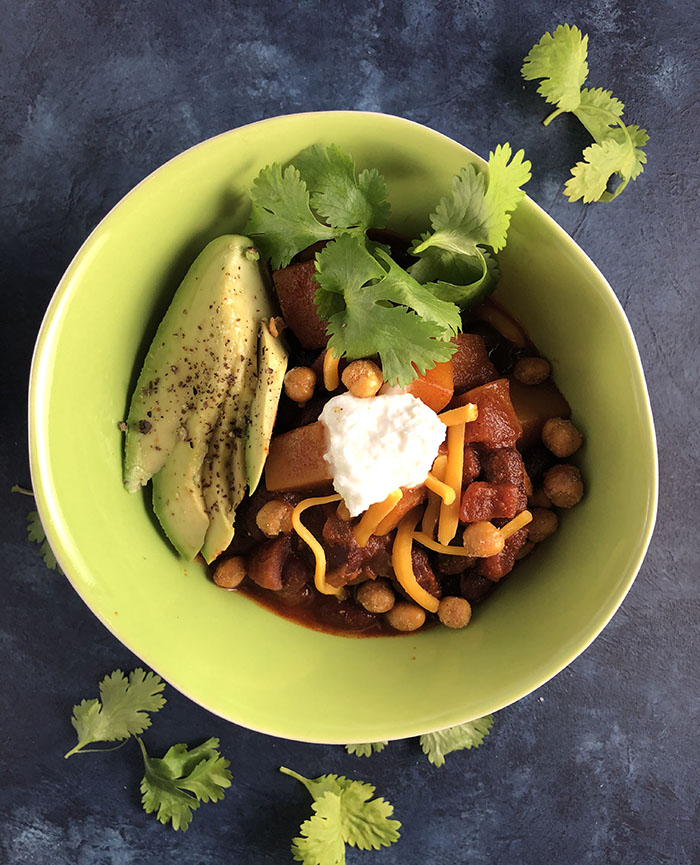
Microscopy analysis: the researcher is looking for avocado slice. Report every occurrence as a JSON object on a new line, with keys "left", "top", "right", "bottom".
{"left": 199, "top": 279, "right": 279, "bottom": 563}
{"left": 124, "top": 234, "right": 279, "bottom": 560}
{"left": 124, "top": 235, "right": 248, "bottom": 493}
{"left": 245, "top": 319, "right": 288, "bottom": 495}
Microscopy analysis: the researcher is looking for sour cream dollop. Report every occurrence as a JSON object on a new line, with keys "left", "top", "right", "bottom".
{"left": 319, "top": 391, "right": 446, "bottom": 517}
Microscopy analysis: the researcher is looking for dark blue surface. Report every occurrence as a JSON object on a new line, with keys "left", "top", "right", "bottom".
{"left": 2, "top": 2, "right": 698, "bottom": 863}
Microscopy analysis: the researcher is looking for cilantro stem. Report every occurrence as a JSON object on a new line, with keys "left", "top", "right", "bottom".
{"left": 64, "top": 738, "right": 131, "bottom": 759}
{"left": 543, "top": 107, "right": 566, "bottom": 126}
{"left": 280, "top": 766, "right": 315, "bottom": 797}
{"left": 10, "top": 484, "right": 34, "bottom": 497}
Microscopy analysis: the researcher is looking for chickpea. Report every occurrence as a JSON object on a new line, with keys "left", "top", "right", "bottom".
{"left": 268, "top": 316, "right": 286, "bottom": 338}
{"left": 462, "top": 521, "right": 505, "bottom": 558}
{"left": 513, "top": 356, "right": 551, "bottom": 385}
{"left": 527, "top": 507, "right": 559, "bottom": 543}
{"left": 212, "top": 556, "right": 246, "bottom": 589}
{"left": 529, "top": 487, "right": 552, "bottom": 509}
{"left": 543, "top": 464, "right": 584, "bottom": 508}
{"left": 341, "top": 359, "right": 383, "bottom": 398}
{"left": 256, "top": 500, "right": 294, "bottom": 537}
{"left": 357, "top": 578, "right": 395, "bottom": 613}
{"left": 385, "top": 601, "right": 426, "bottom": 632}
{"left": 515, "top": 540, "right": 535, "bottom": 560}
{"left": 284, "top": 366, "right": 316, "bottom": 404}
{"left": 542, "top": 417, "right": 583, "bottom": 458}
{"left": 438, "top": 596, "right": 472, "bottom": 629}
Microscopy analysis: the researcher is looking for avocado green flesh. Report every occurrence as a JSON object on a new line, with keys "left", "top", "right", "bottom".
{"left": 125, "top": 234, "right": 285, "bottom": 562}
{"left": 152, "top": 437, "right": 210, "bottom": 559}
{"left": 200, "top": 261, "right": 278, "bottom": 564}
{"left": 245, "top": 320, "right": 288, "bottom": 495}
{"left": 124, "top": 235, "right": 247, "bottom": 493}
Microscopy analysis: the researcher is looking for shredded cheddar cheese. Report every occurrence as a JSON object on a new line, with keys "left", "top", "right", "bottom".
{"left": 438, "top": 403, "right": 478, "bottom": 426}
{"left": 336, "top": 500, "right": 352, "bottom": 522}
{"left": 500, "top": 509, "right": 533, "bottom": 539}
{"left": 323, "top": 348, "right": 340, "bottom": 391}
{"left": 422, "top": 454, "right": 446, "bottom": 536}
{"left": 424, "top": 471, "right": 455, "bottom": 505}
{"left": 437, "top": 422, "right": 465, "bottom": 545}
{"left": 291, "top": 493, "right": 345, "bottom": 599}
{"left": 392, "top": 507, "right": 440, "bottom": 613}
{"left": 353, "top": 489, "right": 403, "bottom": 547}
{"left": 413, "top": 531, "right": 471, "bottom": 556}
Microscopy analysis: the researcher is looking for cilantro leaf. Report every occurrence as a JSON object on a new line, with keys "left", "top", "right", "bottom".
{"left": 65, "top": 668, "right": 166, "bottom": 757}
{"left": 344, "top": 741, "right": 388, "bottom": 757}
{"left": 245, "top": 163, "right": 337, "bottom": 269}
{"left": 292, "top": 792, "right": 346, "bottom": 865}
{"left": 521, "top": 23, "right": 588, "bottom": 112}
{"left": 574, "top": 87, "right": 625, "bottom": 140}
{"left": 138, "top": 737, "right": 232, "bottom": 831}
{"left": 564, "top": 137, "right": 634, "bottom": 202}
{"left": 522, "top": 25, "right": 649, "bottom": 202}
{"left": 412, "top": 143, "right": 530, "bottom": 259}
{"left": 315, "top": 234, "right": 456, "bottom": 386}
{"left": 419, "top": 715, "right": 494, "bottom": 767}
{"left": 294, "top": 144, "right": 391, "bottom": 231}
{"left": 26, "top": 510, "right": 62, "bottom": 573}
{"left": 281, "top": 766, "right": 401, "bottom": 861}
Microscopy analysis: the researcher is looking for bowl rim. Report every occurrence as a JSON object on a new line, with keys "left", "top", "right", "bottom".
{"left": 28, "top": 110, "right": 658, "bottom": 742}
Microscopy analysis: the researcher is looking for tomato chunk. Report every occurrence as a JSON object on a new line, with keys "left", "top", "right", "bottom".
{"left": 477, "top": 528, "right": 528, "bottom": 582}
{"left": 450, "top": 334, "right": 498, "bottom": 393}
{"left": 407, "top": 361, "right": 454, "bottom": 412}
{"left": 459, "top": 481, "right": 527, "bottom": 522}
{"left": 454, "top": 378, "right": 522, "bottom": 448}
{"left": 273, "top": 261, "right": 328, "bottom": 349}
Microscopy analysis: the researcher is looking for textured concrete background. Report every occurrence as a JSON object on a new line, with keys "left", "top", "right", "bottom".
{"left": 1, "top": 1, "right": 698, "bottom": 863}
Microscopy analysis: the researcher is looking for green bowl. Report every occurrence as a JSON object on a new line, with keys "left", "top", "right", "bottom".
{"left": 29, "top": 112, "right": 657, "bottom": 743}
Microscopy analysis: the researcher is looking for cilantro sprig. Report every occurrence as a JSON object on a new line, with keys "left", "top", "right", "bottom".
{"left": 246, "top": 142, "right": 529, "bottom": 385}
{"left": 65, "top": 668, "right": 166, "bottom": 757}
{"left": 27, "top": 510, "right": 62, "bottom": 572}
{"left": 522, "top": 23, "right": 649, "bottom": 201}
{"left": 344, "top": 715, "right": 494, "bottom": 767}
{"left": 281, "top": 767, "right": 401, "bottom": 864}
{"left": 315, "top": 234, "right": 458, "bottom": 386}
{"left": 344, "top": 742, "right": 388, "bottom": 758}
{"left": 138, "top": 736, "right": 232, "bottom": 831}
{"left": 246, "top": 144, "right": 390, "bottom": 269}
{"left": 419, "top": 715, "right": 494, "bottom": 767}
{"left": 65, "top": 669, "right": 231, "bottom": 831}
{"left": 11, "top": 484, "right": 63, "bottom": 573}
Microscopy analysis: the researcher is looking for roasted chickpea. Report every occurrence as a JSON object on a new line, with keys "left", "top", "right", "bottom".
{"left": 341, "top": 359, "right": 383, "bottom": 398}
{"left": 256, "top": 500, "right": 294, "bottom": 537}
{"left": 283, "top": 366, "right": 316, "bottom": 404}
{"left": 268, "top": 316, "right": 286, "bottom": 338}
{"left": 385, "top": 601, "right": 426, "bottom": 632}
{"left": 212, "top": 556, "right": 246, "bottom": 589}
{"left": 462, "top": 521, "right": 505, "bottom": 558}
{"left": 543, "top": 464, "right": 584, "bottom": 508}
{"left": 513, "top": 356, "right": 551, "bottom": 385}
{"left": 527, "top": 507, "right": 559, "bottom": 543}
{"left": 357, "top": 578, "right": 395, "bottom": 614}
{"left": 529, "top": 486, "right": 552, "bottom": 509}
{"left": 438, "top": 596, "right": 472, "bottom": 629}
{"left": 542, "top": 417, "right": 583, "bottom": 458}
{"left": 515, "top": 540, "right": 535, "bottom": 560}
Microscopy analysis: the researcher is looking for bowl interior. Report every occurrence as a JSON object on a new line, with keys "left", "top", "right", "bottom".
{"left": 30, "top": 112, "right": 657, "bottom": 742}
